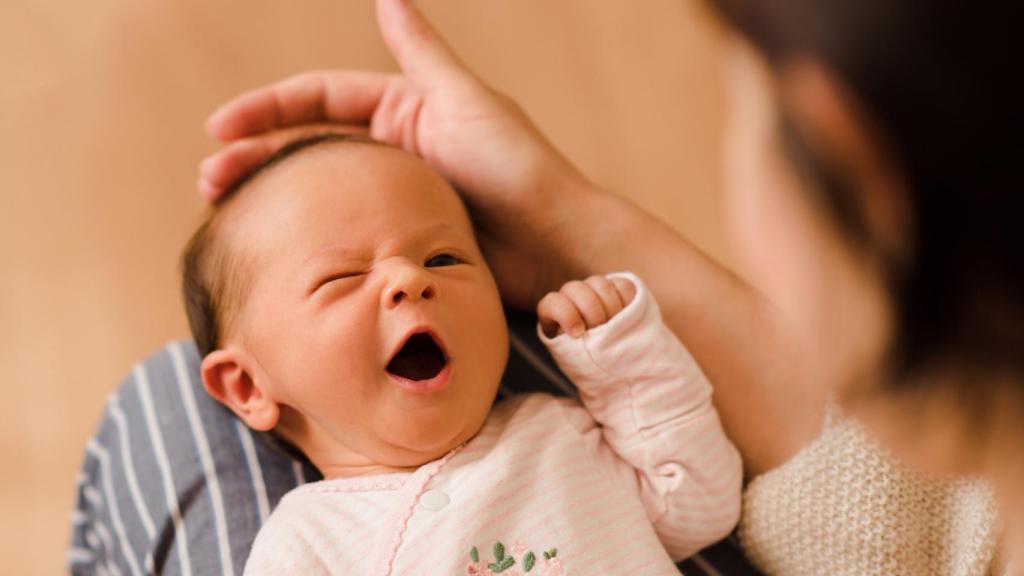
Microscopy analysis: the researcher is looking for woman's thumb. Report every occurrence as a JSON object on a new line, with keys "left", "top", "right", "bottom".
{"left": 376, "top": 0, "right": 473, "bottom": 88}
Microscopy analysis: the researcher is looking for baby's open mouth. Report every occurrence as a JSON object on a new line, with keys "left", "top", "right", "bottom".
{"left": 386, "top": 332, "right": 447, "bottom": 381}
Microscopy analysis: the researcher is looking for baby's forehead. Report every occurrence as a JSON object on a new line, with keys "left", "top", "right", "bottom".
{"left": 225, "top": 135, "right": 389, "bottom": 205}
{"left": 216, "top": 136, "right": 473, "bottom": 257}
{"left": 220, "top": 137, "right": 422, "bottom": 218}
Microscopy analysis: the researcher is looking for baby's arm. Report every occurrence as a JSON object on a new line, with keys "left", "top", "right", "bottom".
{"left": 537, "top": 273, "right": 743, "bottom": 560}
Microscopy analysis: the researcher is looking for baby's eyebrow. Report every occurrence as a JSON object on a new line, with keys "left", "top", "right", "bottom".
{"left": 406, "top": 222, "right": 472, "bottom": 243}
{"left": 302, "top": 222, "right": 472, "bottom": 265}
{"left": 302, "top": 245, "right": 364, "bottom": 265}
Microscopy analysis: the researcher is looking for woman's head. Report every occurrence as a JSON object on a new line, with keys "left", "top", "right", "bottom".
{"left": 712, "top": 0, "right": 1023, "bottom": 524}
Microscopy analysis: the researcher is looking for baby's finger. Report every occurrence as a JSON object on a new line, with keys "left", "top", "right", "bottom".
{"left": 609, "top": 277, "right": 638, "bottom": 307}
{"left": 584, "top": 275, "right": 626, "bottom": 319}
{"left": 559, "top": 280, "right": 609, "bottom": 330}
{"left": 537, "top": 292, "right": 587, "bottom": 338}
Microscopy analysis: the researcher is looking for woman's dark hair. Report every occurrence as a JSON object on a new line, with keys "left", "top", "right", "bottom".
{"left": 709, "top": 1, "right": 1024, "bottom": 396}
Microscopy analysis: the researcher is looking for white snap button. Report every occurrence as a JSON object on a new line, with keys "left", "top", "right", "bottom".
{"left": 419, "top": 489, "right": 450, "bottom": 511}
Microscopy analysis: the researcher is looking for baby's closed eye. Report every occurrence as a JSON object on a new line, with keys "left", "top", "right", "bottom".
{"left": 311, "top": 270, "right": 366, "bottom": 294}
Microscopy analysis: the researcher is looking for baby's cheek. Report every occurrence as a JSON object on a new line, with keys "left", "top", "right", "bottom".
{"left": 460, "top": 290, "right": 508, "bottom": 375}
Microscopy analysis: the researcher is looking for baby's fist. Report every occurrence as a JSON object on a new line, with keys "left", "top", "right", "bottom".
{"left": 538, "top": 275, "right": 637, "bottom": 338}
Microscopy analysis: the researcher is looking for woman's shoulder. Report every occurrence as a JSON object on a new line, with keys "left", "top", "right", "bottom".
{"left": 740, "top": 404, "right": 1001, "bottom": 576}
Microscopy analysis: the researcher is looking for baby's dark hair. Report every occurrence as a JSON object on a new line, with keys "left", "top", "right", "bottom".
{"left": 182, "top": 132, "right": 380, "bottom": 358}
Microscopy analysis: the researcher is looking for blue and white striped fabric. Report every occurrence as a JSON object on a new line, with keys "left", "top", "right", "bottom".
{"left": 69, "top": 310, "right": 760, "bottom": 575}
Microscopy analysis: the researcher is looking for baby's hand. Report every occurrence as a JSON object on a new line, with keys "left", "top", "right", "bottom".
{"left": 538, "top": 275, "right": 637, "bottom": 339}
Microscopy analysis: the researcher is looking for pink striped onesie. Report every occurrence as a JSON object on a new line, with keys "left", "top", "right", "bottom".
{"left": 244, "top": 274, "right": 743, "bottom": 575}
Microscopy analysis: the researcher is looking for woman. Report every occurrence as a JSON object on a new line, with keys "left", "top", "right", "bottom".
{"left": 199, "top": 0, "right": 1022, "bottom": 572}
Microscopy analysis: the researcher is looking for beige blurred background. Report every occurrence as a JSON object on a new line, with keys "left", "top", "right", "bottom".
{"left": 0, "top": 0, "right": 731, "bottom": 572}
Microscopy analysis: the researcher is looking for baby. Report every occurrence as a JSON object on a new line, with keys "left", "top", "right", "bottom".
{"left": 182, "top": 133, "right": 742, "bottom": 575}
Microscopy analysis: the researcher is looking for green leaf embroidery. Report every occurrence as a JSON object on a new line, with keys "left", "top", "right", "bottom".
{"left": 523, "top": 551, "right": 536, "bottom": 572}
{"left": 488, "top": 556, "right": 516, "bottom": 573}
{"left": 468, "top": 541, "right": 554, "bottom": 572}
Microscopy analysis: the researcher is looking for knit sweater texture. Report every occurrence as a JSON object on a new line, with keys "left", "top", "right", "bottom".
{"left": 740, "top": 406, "right": 1005, "bottom": 575}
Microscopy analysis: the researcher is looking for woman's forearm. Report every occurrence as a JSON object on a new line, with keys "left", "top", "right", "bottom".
{"left": 554, "top": 179, "right": 825, "bottom": 475}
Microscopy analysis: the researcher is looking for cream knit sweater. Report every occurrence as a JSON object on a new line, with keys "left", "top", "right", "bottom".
{"left": 740, "top": 407, "right": 1006, "bottom": 576}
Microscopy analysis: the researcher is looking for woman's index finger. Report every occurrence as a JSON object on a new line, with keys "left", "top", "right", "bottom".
{"left": 206, "top": 70, "right": 393, "bottom": 142}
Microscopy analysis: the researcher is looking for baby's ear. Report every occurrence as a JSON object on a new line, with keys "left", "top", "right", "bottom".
{"left": 200, "top": 347, "right": 280, "bottom": 431}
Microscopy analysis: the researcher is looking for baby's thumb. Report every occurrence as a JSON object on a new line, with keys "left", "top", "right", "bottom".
{"left": 376, "top": 0, "right": 475, "bottom": 89}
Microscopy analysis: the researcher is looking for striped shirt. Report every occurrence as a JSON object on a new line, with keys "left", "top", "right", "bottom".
{"left": 244, "top": 274, "right": 742, "bottom": 575}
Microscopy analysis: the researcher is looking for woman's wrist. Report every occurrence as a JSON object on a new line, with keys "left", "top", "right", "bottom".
{"left": 528, "top": 163, "right": 608, "bottom": 287}
{"left": 472, "top": 157, "right": 607, "bottom": 309}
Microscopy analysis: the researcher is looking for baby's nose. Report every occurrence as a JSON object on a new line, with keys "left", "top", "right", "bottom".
{"left": 382, "top": 265, "right": 438, "bottom": 308}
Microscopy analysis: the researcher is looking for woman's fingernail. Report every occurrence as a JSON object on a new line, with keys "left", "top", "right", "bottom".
{"left": 197, "top": 178, "right": 218, "bottom": 200}
{"left": 198, "top": 156, "right": 215, "bottom": 177}
{"left": 205, "top": 109, "right": 228, "bottom": 138}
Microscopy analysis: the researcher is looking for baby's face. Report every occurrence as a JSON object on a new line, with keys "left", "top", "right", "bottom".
{"left": 226, "top": 143, "right": 508, "bottom": 475}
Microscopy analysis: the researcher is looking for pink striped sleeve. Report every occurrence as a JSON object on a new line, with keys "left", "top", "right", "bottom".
{"left": 539, "top": 272, "right": 743, "bottom": 561}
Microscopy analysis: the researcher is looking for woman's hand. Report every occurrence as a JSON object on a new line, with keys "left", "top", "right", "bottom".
{"left": 200, "top": 0, "right": 589, "bottom": 308}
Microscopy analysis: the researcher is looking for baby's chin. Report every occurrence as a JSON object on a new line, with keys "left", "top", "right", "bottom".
{"left": 313, "top": 425, "right": 482, "bottom": 480}
{"left": 399, "top": 423, "right": 483, "bottom": 465}
{"left": 374, "top": 379, "right": 499, "bottom": 465}
{"left": 375, "top": 407, "right": 491, "bottom": 469}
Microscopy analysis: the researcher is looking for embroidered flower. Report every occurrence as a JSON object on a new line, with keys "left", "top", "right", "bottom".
{"left": 467, "top": 540, "right": 560, "bottom": 574}
{"left": 466, "top": 562, "right": 492, "bottom": 576}
{"left": 537, "top": 558, "right": 564, "bottom": 576}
